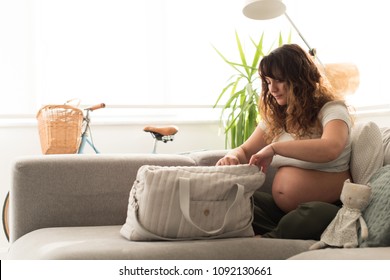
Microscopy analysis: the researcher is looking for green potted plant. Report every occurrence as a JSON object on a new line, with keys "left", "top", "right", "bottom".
{"left": 213, "top": 31, "right": 290, "bottom": 148}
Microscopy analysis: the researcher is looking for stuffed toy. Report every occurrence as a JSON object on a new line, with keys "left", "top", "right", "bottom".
{"left": 309, "top": 179, "right": 371, "bottom": 250}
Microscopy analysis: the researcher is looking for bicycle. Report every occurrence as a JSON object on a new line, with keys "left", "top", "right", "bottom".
{"left": 77, "top": 103, "right": 106, "bottom": 154}
{"left": 71, "top": 102, "right": 177, "bottom": 154}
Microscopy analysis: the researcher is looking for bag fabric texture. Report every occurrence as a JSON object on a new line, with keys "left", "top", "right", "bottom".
{"left": 120, "top": 164, "right": 266, "bottom": 241}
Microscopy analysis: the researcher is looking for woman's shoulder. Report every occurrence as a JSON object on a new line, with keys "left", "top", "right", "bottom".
{"left": 320, "top": 100, "right": 348, "bottom": 111}
{"left": 319, "top": 100, "right": 352, "bottom": 128}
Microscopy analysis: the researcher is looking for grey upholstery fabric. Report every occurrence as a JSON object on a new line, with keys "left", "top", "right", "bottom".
{"left": 7, "top": 226, "right": 315, "bottom": 260}
{"left": 187, "top": 149, "right": 228, "bottom": 166}
{"left": 381, "top": 127, "right": 390, "bottom": 165}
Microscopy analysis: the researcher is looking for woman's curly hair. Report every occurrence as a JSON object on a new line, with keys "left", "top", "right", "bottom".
{"left": 258, "top": 44, "right": 343, "bottom": 143}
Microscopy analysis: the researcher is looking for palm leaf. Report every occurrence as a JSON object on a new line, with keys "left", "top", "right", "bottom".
{"left": 235, "top": 31, "right": 250, "bottom": 77}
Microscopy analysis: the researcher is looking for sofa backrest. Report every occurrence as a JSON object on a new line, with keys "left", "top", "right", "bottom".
{"left": 10, "top": 153, "right": 196, "bottom": 242}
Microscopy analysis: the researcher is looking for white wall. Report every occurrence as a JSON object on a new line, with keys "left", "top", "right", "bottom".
{"left": 1, "top": 109, "right": 390, "bottom": 249}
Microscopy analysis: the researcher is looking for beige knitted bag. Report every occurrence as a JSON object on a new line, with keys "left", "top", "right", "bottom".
{"left": 120, "top": 164, "right": 265, "bottom": 241}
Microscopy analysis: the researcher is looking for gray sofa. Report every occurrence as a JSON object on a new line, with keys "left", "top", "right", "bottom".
{"left": 5, "top": 123, "right": 390, "bottom": 260}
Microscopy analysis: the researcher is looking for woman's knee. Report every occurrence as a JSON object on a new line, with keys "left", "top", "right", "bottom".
{"left": 270, "top": 201, "right": 340, "bottom": 240}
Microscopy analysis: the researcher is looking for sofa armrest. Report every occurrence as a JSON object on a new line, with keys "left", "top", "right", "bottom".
{"left": 10, "top": 153, "right": 195, "bottom": 242}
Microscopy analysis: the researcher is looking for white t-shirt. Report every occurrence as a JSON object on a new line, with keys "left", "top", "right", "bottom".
{"left": 261, "top": 101, "right": 352, "bottom": 172}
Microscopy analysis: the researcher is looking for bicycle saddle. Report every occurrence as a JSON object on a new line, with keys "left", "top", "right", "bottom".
{"left": 143, "top": 125, "right": 178, "bottom": 136}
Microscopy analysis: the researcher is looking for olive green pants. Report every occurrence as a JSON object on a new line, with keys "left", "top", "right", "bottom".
{"left": 252, "top": 192, "right": 340, "bottom": 240}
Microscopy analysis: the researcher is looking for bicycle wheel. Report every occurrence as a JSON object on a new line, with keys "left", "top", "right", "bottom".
{"left": 2, "top": 191, "right": 9, "bottom": 241}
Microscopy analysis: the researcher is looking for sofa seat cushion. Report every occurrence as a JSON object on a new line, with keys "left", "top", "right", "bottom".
{"left": 6, "top": 225, "right": 315, "bottom": 260}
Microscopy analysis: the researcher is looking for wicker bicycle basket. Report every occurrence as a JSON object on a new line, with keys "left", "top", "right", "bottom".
{"left": 36, "top": 104, "right": 84, "bottom": 154}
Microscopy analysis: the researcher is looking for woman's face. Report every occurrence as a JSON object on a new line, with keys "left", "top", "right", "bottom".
{"left": 265, "top": 77, "right": 289, "bottom": 106}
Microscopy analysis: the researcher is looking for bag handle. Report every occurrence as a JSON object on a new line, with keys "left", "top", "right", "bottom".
{"left": 179, "top": 177, "right": 244, "bottom": 236}
{"left": 127, "top": 179, "right": 253, "bottom": 241}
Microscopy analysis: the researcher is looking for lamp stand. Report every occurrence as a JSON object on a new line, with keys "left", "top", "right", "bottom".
{"left": 284, "top": 12, "right": 324, "bottom": 67}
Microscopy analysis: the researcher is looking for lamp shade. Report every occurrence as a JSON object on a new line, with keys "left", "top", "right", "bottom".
{"left": 242, "top": 0, "right": 286, "bottom": 20}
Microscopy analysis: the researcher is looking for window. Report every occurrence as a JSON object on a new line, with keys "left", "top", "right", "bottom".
{"left": 0, "top": 0, "right": 389, "bottom": 116}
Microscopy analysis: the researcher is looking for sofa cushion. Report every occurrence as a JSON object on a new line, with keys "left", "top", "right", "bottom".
{"left": 350, "top": 122, "right": 384, "bottom": 184}
{"left": 360, "top": 165, "right": 390, "bottom": 247}
{"left": 381, "top": 127, "right": 390, "bottom": 165}
{"left": 6, "top": 225, "right": 315, "bottom": 260}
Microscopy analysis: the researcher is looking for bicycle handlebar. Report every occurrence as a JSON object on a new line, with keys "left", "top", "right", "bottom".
{"left": 86, "top": 103, "right": 106, "bottom": 111}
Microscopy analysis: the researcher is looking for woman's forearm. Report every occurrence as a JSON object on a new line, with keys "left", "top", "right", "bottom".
{"left": 271, "top": 119, "right": 349, "bottom": 163}
{"left": 271, "top": 138, "right": 345, "bottom": 163}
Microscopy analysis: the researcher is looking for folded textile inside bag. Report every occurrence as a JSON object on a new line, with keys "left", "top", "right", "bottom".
{"left": 120, "top": 164, "right": 266, "bottom": 241}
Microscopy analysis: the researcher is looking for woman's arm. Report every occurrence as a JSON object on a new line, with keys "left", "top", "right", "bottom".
{"left": 273, "top": 120, "right": 349, "bottom": 162}
{"left": 216, "top": 124, "right": 268, "bottom": 165}
{"left": 249, "top": 119, "right": 349, "bottom": 171}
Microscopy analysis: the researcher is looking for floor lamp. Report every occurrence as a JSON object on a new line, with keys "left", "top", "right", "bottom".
{"left": 242, "top": 0, "right": 322, "bottom": 64}
{"left": 242, "top": 0, "right": 360, "bottom": 96}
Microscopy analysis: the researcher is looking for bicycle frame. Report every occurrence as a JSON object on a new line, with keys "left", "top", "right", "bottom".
{"left": 77, "top": 103, "right": 105, "bottom": 154}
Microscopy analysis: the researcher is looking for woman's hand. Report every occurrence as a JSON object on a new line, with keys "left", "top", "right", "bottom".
{"left": 249, "top": 144, "right": 275, "bottom": 172}
{"left": 216, "top": 155, "right": 240, "bottom": 166}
